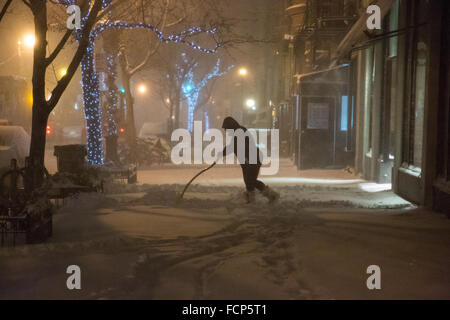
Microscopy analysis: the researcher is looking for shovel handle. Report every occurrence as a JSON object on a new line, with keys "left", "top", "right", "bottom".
{"left": 179, "top": 162, "right": 216, "bottom": 200}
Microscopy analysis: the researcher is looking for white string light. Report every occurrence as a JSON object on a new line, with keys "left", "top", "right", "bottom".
{"left": 181, "top": 56, "right": 233, "bottom": 132}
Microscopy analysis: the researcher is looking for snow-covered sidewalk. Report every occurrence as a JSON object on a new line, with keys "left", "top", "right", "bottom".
{"left": 1, "top": 163, "right": 449, "bottom": 300}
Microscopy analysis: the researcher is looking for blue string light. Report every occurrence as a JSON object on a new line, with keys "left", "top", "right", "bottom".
{"left": 85, "top": 23, "right": 219, "bottom": 164}
{"left": 63, "top": 0, "right": 221, "bottom": 164}
{"left": 104, "top": 54, "right": 118, "bottom": 137}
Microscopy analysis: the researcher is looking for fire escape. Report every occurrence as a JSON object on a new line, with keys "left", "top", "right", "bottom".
{"left": 288, "top": 0, "right": 358, "bottom": 73}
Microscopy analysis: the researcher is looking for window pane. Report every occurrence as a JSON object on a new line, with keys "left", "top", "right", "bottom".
{"left": 413, "top": 41, "right": 427, "bottom": 168}
{"left": 364, "top": 48, "right": 374, "bottom": 153}
{"left": 389, "top": 0, "right": 399, "bottom": 57}
{"left": 341, "top": 96, "right": 348, "bottom": 131}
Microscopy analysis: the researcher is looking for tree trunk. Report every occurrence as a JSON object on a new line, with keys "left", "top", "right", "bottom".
{"left": 105, "top": 135, "right": 118, "bottom": 163}
{"left": 27, "top": 0, "right": 49, "bottom": 191}
{"left": 80, "top": 47, "right": 104, "bottom": 165}
{"left": 27, "top": 102, "right": 49, "bottom": 191}
{"left": 103, "top": 31, "right": 119, "bottom": 164}
{"left": 168, "top": 103, "right": 174, "bottom": 136}
{"left": 122, "top": 72, "right": 137, "bottom": 163}
{"left": 174, "top": 91, "right": 181, "bottom": 130}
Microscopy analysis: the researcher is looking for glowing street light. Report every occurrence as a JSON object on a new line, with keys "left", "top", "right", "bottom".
{"left": 246, "top": 99, "right": 256, "bottom": 108}
{"left": 138, "top": 84, "right": 147, "bottom": 94}
{"left": 238, "top": 67, "right": 248, "bottom": 77}
{"left": 60, "top": 68, "right": 67, "bottom": 77}
{"left": 23, "top": 34, "right": 36, "bottom": 48}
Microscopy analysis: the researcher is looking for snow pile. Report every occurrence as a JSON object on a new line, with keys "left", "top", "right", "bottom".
{"left": 102, "top": 181, "right": 152, "bottom": 194}
{"left": 136, "top": 183, "right": 413, "bottom": 211}
{"left": 58, "top": 192, "right": 118, "bottom": 215}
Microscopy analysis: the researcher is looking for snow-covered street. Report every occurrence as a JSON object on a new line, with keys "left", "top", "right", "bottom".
{"left": 1, "top": 161, "right": 450, "bottom": 300}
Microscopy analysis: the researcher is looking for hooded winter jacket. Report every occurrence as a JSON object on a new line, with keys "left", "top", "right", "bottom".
{"left": 221, "top": 117, "right": 262, "bottom": 166}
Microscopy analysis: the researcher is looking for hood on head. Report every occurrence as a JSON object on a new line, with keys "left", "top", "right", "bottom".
{"left": 222, "top": 117, "right": 242, "bottom": 130}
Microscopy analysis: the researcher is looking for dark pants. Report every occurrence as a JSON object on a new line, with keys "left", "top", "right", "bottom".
{"left": 242, "top": 164, "right": 266, "bottom": 192}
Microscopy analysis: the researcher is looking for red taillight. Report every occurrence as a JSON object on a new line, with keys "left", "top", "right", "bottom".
{"left": 120, "top": 128, "right": 125, "bottom": 133}
{"left": 46, "top": 125, "right": 52, "bottom": 135}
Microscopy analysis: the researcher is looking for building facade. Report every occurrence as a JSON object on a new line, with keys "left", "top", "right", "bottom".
{"left": 273, "top": 0, "right": 450, "bottom": 213}
{"left": 336, "top": 0, "right": 449, "bottom": 211}
{"left": 0, "top": 76, "right": 31, "bottom": 131}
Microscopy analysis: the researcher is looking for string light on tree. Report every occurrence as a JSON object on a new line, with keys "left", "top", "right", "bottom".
{"left": 104, "top": 54, "right": 119, "bottom": 138}
{"left": 180, "top": 55, "right": 233, "bottom": 132}
{"left": 76, "top": 16, "right": 221, "bottom": 164}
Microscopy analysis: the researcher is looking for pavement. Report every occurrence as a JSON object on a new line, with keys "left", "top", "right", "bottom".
{"left": 2, "top": 159, "right": 449, "bottom": 299}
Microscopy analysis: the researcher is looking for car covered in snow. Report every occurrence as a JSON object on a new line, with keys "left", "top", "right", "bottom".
{"left": 138, "top": 121, "right": 168, "bottom": 139}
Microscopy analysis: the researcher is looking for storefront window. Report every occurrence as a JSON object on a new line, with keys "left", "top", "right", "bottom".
{"left": 413, "top": 41, "right": 427, "bottom": 168}
{"left": 363, "top": 47, "right": 374, "bottom": 156}
{"left": 401, "top": 0, "right": 430, "bottom": 170}
{"left": 388, "top": 0, "right": 399, "bottom": 57}
{"left": 341, "top": 96, "right": 348, "bottom": 131}
{"left": 389, "top": 58, "right": 397, "bottom": 158}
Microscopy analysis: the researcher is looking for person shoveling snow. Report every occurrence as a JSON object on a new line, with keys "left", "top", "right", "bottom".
{"left": 218, "top": 117, "right": 279, "bottom": 204}
{"left": 175, "top": 117, "right": 279, "bottom": 205}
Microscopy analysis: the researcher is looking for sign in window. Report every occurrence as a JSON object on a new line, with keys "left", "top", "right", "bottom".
{"left": 307, "top": 103, "right": 329, "bottom": 129}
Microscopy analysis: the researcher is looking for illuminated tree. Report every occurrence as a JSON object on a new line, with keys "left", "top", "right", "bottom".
{"left": 22, "top": 0, "right": 113, "bottom": 188}
{"left": 181, "top": 55, "right": 232, "bottom": 132}
{"left": 155, "top": 49, "right": 232, "bottom": 133}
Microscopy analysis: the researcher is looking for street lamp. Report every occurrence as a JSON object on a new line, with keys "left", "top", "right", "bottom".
{"left": 246, "top": 99, "right": 256, "bottom": 108}
{"left": 60, "top": 68, "right": 67, "bottom": 77}
{"left": 23, "top": 34, "right": 36, "bottom": 48}
{"left": 238, "top": 67, "right": 248, "bottom": 77}
{"left": 138, "top": 84, "right": 147, "bottom": 94}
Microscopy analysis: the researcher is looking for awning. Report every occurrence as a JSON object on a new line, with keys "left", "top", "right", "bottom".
{"left": 294, "top": 64, "right": 349, "bottom": 84}
{"left": 334, "top": 0, "right": 395, "bottom": 61}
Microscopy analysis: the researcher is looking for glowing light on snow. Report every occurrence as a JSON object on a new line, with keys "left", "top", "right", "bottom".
{"left": 358, "top": 183, "right": 392, "bottom": 193}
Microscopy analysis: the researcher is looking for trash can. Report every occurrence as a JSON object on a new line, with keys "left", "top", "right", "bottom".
{"left": 54, "top": 145, "right": 87, "bottom": 174}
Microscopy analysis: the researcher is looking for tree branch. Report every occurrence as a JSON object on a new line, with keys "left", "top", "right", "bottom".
{"left": 21, "top": 0, "right": 31, "bottom": 10}
{"left": 0, "top": 0, "right": 13, "bottom": 22}
{"left": 129, "top": 0, "right": 170, "bottom": 76}
{"left": 48, "top": 0, "right": 103, "bottom": 111}
{"left": 45, "top": 28, "right": 73, "bottom": 66}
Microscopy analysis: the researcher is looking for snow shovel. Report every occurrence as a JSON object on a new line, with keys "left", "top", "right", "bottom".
{"left": 175, "top": 162, "right": 217, "bottom": 205}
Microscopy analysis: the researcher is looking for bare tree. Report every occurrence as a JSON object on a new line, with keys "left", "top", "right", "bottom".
{"left": 22, "top": 0, "right": 118, "bottom": 189}
{"left": 117, "top": 0, "right": 173, "bottom": 162}
{"left": 154, "top": 47, "right": 232, "bottom": 133}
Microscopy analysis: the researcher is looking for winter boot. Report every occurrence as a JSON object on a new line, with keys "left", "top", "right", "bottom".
{"left": 262, "top": 186, "right": 280, "bottom": 203}
{"left": 245, "top": 190, "right": 256, "bottom": 204}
